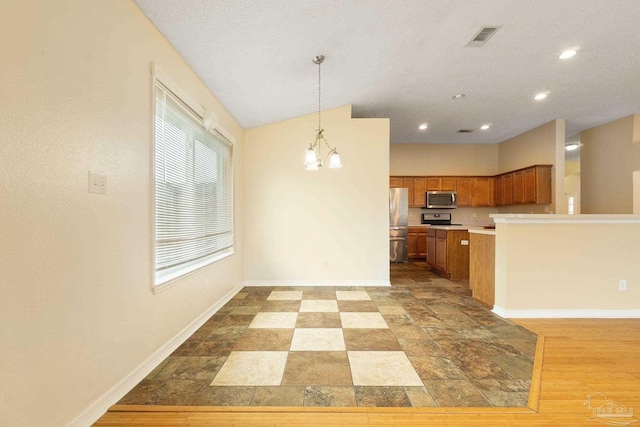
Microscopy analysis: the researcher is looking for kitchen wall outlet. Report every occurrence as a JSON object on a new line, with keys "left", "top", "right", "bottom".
{"left": 472, "top": 212, "right": 477, "bottom": 218}
{"left": 205, "top": 280, "right": 211, "bottom": 290}
{"left": 619, "top": 279, "right": 627, "bottom": 291}
{"left": 323, "top": 260, "right": 329, "bottom": 269}
{"left": 89, "top": 171, "right": 107, "bottom": 194}
{"left": 461, "top": 240, "right": 469, "bottom": 246}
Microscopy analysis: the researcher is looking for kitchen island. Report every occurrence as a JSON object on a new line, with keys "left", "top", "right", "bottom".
{"left": 425, "top": 225, "right": 472, "bottom": 281}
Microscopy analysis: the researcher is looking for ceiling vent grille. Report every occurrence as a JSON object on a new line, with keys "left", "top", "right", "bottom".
{"left": 466, "top": 26, "right": 502, "bottom": 47}
{"left": 457, "top": 129, "right": 474, "bottom": 133}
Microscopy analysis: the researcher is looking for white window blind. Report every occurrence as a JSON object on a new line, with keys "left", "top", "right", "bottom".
{"left": 154, "top": 82, "right": 233, "bottom": 286}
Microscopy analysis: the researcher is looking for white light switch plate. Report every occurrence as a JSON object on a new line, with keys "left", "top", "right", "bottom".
{"left": 461, "top": 240, "right": 469, "bottom": 246}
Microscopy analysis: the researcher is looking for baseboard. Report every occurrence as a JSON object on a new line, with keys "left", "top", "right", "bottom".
{"left": 68, "top": 282, "right": 244, "bottom": 427}
{"left": 492, "top": 306, "right": 640, "bottom": 318}
{"left": 243, "top": 280, "right": 391, "bottom": 287}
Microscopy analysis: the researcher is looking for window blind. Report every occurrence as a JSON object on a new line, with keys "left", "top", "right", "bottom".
{"left": 154, "top": 83, "right": 233, "bottom": 285}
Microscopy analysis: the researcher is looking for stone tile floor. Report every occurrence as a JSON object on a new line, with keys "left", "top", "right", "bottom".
{"left": 119, "top": 262, "right": 537, "bottom": 407}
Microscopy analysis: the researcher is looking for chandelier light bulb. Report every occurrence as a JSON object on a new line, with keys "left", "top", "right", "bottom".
{"left": 328, "top": 151, "right": 342, "bottom": 169}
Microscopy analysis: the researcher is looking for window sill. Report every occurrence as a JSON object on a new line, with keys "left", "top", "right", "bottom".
{"left": 152, "top": 249, "right": 234, "bottom": 294}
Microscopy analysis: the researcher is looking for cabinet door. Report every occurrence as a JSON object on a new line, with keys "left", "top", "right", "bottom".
{"left": 435, "top": 233, "right": 448, "bottom": 271}
{"left": 389, "top": 176, "right": 403, "bottom": 188}
{"left": 426, "top": 177, "right": 441, "bottom": 191}
{"left": 494, "top": 175, "right": 503, "bottom": 206}
{"left": 503, "top": 173, "right": 514, "bottom": 205}
{"left": 534, "top": 165, "right": 552, "bottom": 204}
{"left": 456, "top": 177, "right": 473, "bottom": 206}
{"left": 441, "top": 177, "right": 457, "bottom": 191}
{"left": 407, "top": 232, "right": 418, "bottom": 258}
{"left": 524, "top": 168, "right": 537, "bottom": 204}
{"left": 472, "top": 177, "right": 493, "bottom": 207}
{"left": 402, "top": 178, "right": 415, "bottom": 207}
{"left": 417, "top": 231, "right": 427, "bottom": 258}
{"left": 413, "top": 178, "right": 426, "bottom": 207}
{"left": 426, "top": 229, "right": 436, "bottom": 266}
{"left": 513, "top": 171, "right": 525, "bottom": 204}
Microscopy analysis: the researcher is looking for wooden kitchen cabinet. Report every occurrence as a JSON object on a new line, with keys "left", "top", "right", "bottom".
{"left": 512, "top": 165, "right": 552, "bottom": 205}
{"left": 456, "top": 177, "right": 473, "bottom": 206}
{"left": 426, "top": 228, "right": 470, "bottom": 281}
{"left": 408, "top": 226, "right": 427, "bottom": 259}
{"left": 472, "top": 177, "right": 494, "bottom": 207}
{"left": 426, "top": 229, "right": 436, "bottom": 265}
{"left": 389, "top": 176, "right": 403, "bottom": 188}
{"left": 426, "top": 177, "right": 457, "bottom": 191}
{"left": 390, "top": 165, "right": 550, "bottom": 208}
{"left": 413, "top": 178, "right": 426, "bottom": 207}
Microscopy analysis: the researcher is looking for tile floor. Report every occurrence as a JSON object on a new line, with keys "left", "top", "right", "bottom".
{"left": 119, "top": 262, "right": 537, "bottom": 407}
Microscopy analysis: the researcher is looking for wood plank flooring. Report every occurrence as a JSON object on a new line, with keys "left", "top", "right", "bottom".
{"left": 95, "top": 318, "right": 640, "bottom": 426}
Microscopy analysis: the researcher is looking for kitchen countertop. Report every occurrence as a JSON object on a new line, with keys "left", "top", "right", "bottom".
{"left": 468, "top": 228, "right": 496, "bottom": 235}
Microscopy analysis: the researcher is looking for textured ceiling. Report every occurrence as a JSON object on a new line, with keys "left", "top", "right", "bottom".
{"left": 133, "top": 0, "right": 640, "bottom": 146}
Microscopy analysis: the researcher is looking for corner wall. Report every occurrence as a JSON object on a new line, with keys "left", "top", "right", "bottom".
{"left": 580, "top": 115, "right": 640, "bottom": 213}
{"left": 498, "top": 120, "right": 565, "bottom": 213}
{"left": 0, "top": 1, "right": 244, "bottom": 425}
{"left": 493, "top": 216, "right": 640, "bottom": 317}
{"left": 243, "top": 105, "right": 390, "bottom": 285}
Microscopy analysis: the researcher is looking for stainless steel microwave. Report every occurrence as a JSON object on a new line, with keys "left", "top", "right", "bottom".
{"left": 423, "top": 191, "right": 457, "bottom": 209}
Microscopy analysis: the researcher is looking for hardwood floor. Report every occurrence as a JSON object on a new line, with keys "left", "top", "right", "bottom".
{"left": 95, "top": 318, "right": 640, "bottom": 426}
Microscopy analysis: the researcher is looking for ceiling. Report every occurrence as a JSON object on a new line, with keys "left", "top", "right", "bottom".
{"left": 133, "top": 0, "right": 640, "bottom": 147}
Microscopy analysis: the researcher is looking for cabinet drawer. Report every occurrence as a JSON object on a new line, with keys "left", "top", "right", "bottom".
{"left": 436, "top": 229, "right": 448, "bottom": 239}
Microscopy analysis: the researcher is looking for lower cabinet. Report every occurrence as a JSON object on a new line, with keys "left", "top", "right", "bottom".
{"left": 426, "top": 228, "right": 470, "bottom": 281}
{"left": 408, "top": 226, "right": 427, "bottom": 259}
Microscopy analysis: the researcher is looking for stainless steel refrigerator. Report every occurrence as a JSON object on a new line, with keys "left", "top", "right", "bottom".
{"left": 389, "top": 188, "right": 409, "bottom": 263}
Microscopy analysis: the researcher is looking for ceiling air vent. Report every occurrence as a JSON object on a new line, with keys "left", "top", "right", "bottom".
{"left": 457, "top": 129, "right": 474, "bottom": 133}
{"left": 466, "top": 25, "right": 502, "bottom": 47}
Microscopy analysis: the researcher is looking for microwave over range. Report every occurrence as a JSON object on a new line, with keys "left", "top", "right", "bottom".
{"left": 423, "top": 191, "right": 457, "bottom": 209}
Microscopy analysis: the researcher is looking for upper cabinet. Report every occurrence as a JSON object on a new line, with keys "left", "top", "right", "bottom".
{"left": 497, "top": 165, "right": 552, "bottom": 205}
{"left": 391, "top": 165, "right": 551, "bottom": 208}
{"left": 426, "top": 177, "right": 457, "bottom": 191}
{"left": 472, "top": 177, "right": 494, "bottom": 207}
{"left": 456, "top": 177, "right": 473, "bottom": 206}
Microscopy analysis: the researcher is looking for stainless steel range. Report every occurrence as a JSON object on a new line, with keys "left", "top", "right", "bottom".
{"left": 421, "top": 212, "right": 453, "bottom": 225}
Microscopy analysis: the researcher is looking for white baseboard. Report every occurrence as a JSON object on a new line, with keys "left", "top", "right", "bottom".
{"left": 492, "top": 306, "right": 640, "bottom": 319}
{"left": 243, "top": 280, "right": 391, "bottom": 287}
{"left": 68, "top": 282, "right": 244, "bottom": 427}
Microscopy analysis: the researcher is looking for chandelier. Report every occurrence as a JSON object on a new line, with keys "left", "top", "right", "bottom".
{"left": 303, "top": 55, "right": 342, "bottom": 170}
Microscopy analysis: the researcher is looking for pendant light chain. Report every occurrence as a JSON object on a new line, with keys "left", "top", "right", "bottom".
{"left": 318, "top": 57, "right": 321, "bottom": 132}
{"left": 303, "top": 54, "right": 342, "bottom": 170}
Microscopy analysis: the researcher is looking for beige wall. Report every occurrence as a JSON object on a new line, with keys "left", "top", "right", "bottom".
{"left": 0, "top": 1, "right": 244, "bottom": 425}
{"left": 565, "top": 161, "right": 580, "bottom": 176}
{"left": 243, "top": 105, "right": 390, "bottom": 284}
{"left": 493, "top": 218, "right": 640, "bottom": 314}
{"left": 390, "top": 143, "right": 499, "bottom": 176}
{"left": 580, "top": 115, "right": 640, "bottom": 213}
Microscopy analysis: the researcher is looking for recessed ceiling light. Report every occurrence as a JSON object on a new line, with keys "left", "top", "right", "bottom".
{"left": 565, "top": 143, "right": 579, "bottom": 151}
{"left": 480, "top": 124, "right": 490, "bottom": 130}
{"left": 419, "top": 123, "right": 428, "bottom": 130}
{"left": 559, "top": 49, "right": 577, "bottom": 59}
{"left": 534, "top": 92, "right": 548, "bottom": 100}
{"left": 452, "top": 94, "right": 465, "bottom": 100}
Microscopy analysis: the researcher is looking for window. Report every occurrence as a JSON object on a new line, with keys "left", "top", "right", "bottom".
{"left": 153, "top": 81, "right": 233, "bottom": 287}
{"left": 567, "top": 194, "right": 575, "bottom": 215}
